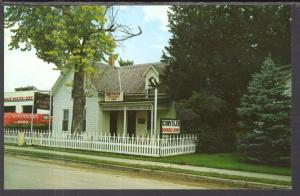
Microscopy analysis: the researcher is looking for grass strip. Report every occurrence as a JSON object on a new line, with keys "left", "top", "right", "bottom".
{"left": 4, "top": 147, "right": 291, "bottom": 188}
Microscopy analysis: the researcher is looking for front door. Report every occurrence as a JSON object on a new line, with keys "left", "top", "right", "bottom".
{"left": 110, "top": 111, "right": 118, "bottom": 136}
{"left": 127, "top": 111, "right": 136, "bottom": 137}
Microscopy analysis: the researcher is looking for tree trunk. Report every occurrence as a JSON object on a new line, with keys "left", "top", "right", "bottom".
{"left": 71, "top": 66, "right": 86, "bottom": 134}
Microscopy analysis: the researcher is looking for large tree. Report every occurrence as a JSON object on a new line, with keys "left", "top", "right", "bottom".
{"left": 161, "top": 5, "right": 290, "bottom": 151}
{"left": 5, "top": 5, "right": 141, "bottom": 133}
{"left": 237, "top": 57, "right": 291, "bottom": 165}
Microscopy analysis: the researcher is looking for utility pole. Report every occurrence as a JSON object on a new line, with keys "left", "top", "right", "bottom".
{"left": 30, "top": 91, "right": 36, "bottom": 132}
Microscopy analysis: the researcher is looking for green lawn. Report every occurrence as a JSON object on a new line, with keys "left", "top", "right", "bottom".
{"left": 154, "top": 153, "right": 291, "bottom": 176}
{"left": 5, "top": 143, "right": 291, "bottom": 176}
{"left": 36, "top": 146, "right": 291, "bottom": 176}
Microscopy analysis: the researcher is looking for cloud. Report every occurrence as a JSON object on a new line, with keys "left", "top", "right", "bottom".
{"left": 141, "top": 6, "right": 170, "bottom": 32}
{"left": 4, "top": 28, "right": 60, "bottom": 92}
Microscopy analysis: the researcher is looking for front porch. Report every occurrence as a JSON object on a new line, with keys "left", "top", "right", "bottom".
{"left": 99, "top": 100, "right": 172, "bottom": 138}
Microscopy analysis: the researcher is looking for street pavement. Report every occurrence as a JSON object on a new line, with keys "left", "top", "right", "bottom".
{"left": 4, "top": 154, "right": 208, "bottom": 189}
{"left": 4, "top": 145, "right": 291, "bottom": 182}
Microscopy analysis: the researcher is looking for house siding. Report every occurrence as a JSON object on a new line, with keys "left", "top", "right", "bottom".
{"left": 53, "top": 73, "right": 102, "bottom": 134}
{"left": 155, "top": 102, "right": 177, "bottom": 136}
{"left": 85, "top": 95, "right": 99, "bottom": 134}
{"left": 52, "top": 70, "right": 74, "bottom": 134}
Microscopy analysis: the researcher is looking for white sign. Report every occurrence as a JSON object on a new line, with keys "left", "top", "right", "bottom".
{"left": 4, "top": 96, "right": 33, "bottom": 102}
{"left": 161, "top": 119, "right": 180, "bottom": 134}
{"left": 105, "top": 91, "right": 123, "bottom": 102}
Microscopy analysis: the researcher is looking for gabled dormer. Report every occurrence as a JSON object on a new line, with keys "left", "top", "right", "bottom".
{"left": 143, "top": 65, "right": 160, "bottom": 90}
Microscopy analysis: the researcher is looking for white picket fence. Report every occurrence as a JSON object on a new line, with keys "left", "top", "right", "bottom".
{"left": 4, "top": 129, "right": 197, "bottom": 157}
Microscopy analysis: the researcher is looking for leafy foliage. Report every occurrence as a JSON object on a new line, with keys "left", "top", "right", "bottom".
{"left": 15, "top": 86, "right": 37, "bottom": 91}
{"left": 5, "top": 5, "right": 141, "bottom": 133}
{"left": 5, "top": 5, "right": 116, "bottom": 75}
{"left": 177, "top": 92, "right": 236, "bottom": 153}
{"left": 161, "top": 5, "right": 290, "bottom": 152}
{"left": 118, "top": 57, "right": 134, "bottom": 67}
{"left": 237, "top": 57, "right": 291, "bottom": 166}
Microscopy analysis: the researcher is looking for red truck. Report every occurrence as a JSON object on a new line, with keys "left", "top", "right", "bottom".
{"left": 4, "top": 112, "right": 52, "bottom": 127}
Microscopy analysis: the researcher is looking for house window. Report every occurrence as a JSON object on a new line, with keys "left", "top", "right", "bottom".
{"left": 83, "top": 109, "right": 86, "bottom": 132}
{"left": 147, "top": 88, "right": 155, "bottom": 99}
{"left": 62, "top": 109, "right": 69, "bottom": 131}
{"left": 147, "top": 110, "right": 152, "bottom": 131}
{"left": 4, "top": 106, "right": 16, "bottom": 113}
{"left": 22, "top": 105, "right": 32, "bottom": 113}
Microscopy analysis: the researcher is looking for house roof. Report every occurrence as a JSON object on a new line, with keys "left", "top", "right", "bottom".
{"left": 91, "top": 62, "right": 166, "bottom": 94}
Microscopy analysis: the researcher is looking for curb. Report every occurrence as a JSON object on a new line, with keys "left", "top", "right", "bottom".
{"left": 4, "top": 149, "right": 291, "bottom": 190}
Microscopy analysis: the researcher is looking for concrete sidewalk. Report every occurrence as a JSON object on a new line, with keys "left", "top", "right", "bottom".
{"left": 4, "top": 145, "right": 291, "bottom": 182}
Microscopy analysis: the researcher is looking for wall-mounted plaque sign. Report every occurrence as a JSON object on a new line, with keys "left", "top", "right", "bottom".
{"left": 105, "top": 91, "right": 123, "bottom": 102}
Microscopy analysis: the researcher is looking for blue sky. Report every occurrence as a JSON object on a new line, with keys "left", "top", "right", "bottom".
{"left": 115, "top": 6, "right": 171, "bottom": 64}
{"left": 4, "top": 5, "right": 171, "bottom": 91}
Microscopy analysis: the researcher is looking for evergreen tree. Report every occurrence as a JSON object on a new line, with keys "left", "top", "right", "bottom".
{"left": 118, "top": 57, "right": 134, "bottom": 67}
{"left": 161, "top": 5, "right": 290, "bottom": 152}
{"left": 182, "top": 92, "right": 236, "bottom": 153}
{"left": 237, "top": 57, "right": 291, "bottom": 166}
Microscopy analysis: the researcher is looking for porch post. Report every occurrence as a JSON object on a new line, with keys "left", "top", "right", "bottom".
{"left": 123, "top": 106, "right": 127, "bottom": 137}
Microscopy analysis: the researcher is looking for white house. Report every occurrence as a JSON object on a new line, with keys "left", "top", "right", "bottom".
{"left": 51, "top": 62, "right": 177, "bottom": 138}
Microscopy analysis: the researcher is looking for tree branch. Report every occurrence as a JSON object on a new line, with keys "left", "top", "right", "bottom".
{"left": 114, "top": 26, "right": 142, "bottom": 42}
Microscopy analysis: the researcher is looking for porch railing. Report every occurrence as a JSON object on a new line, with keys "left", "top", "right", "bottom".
{"left": 4, "top": 128, "right": 197, "bottom": 157}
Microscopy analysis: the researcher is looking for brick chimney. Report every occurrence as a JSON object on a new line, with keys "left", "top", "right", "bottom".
{"left": 109, "top": 54, "right": 115, "bottom": 67}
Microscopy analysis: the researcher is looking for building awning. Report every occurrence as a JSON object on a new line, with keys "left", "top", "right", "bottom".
{"left": 99, "top": 101, "right": 170, "bottom": 111}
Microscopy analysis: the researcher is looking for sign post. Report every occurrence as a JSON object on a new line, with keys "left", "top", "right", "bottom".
{"left": 30, "top": 93, "right": 35, "bottom": 132}
{"left": 48, "top": 90, "right": 52, "bottom": 132}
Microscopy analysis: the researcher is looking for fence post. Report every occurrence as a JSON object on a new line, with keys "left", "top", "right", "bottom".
{"left": 39, "top": 131, "right": 42, "bottom": 145}
{"left": 158, "top": 134, "right": 160, "bottom": 157}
